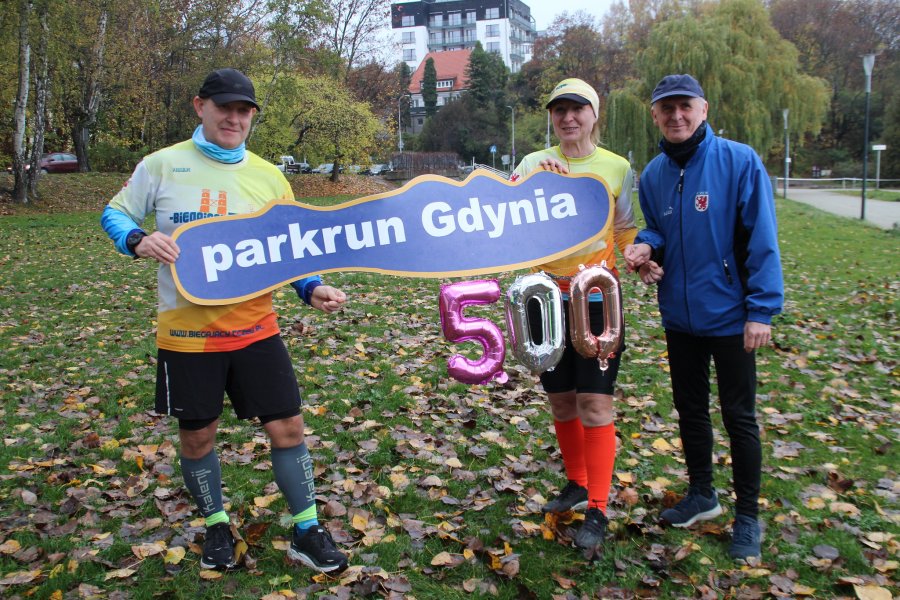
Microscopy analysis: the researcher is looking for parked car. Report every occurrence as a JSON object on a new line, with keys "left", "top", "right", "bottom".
{"left": 311, "top": 163, "right": 343, "bottom": 175}
{"left": 276, "top": 155, "right": 310, "bottom": 174}
{"left": 6, "top": 152, "right": 79, "bottom": 174}
{"left": 364, "top": 163, "right": 389, "bottom": 176}
{"left": 38, "top": 152, "right": 79, "bottom": 173}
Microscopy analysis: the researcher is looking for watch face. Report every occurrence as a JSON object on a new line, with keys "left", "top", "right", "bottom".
{"left": 127, "top": 231, "right": 145, "bottom": 249}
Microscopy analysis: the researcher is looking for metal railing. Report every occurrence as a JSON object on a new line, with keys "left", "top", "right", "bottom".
{"left": 774, "top": 177, "right": 900, "bottom": 190}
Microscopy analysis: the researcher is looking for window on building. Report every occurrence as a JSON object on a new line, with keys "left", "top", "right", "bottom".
{"left": 487, "top": 42, "right": 501, "bottom": 53}
{"left": 448, "top": 12, "right": 461, "bottom": 26}
{"left": 401, "top": 32, "right": 415, "bottom": 44}
{"left": 401, "top": 15, "right": 414, "bottom": 27}
{"left": 485, "top": 7, "right": 499, "bottom": 19}
{"left": 446, "top": 30, "right": 462, "bottom": 43}
{"left": 402, "top": 49, "right": 416, "bottom": 61}
{"left": 465, "top": 29, "right": 477, "bottom": 42}
{"left": 437, "top": 80, "right": 453, "bottom": 89}
{"left": 466, "top": 10, "right": 476, "bottom": 24}
{"left": 429, "top": 14, "right": 443, "bottom": 26}
{"left": 429, "top": 31, "right": 441, "bottom": 44}
{"left": 486, "top": 24, "right": 500, "bottom": 37}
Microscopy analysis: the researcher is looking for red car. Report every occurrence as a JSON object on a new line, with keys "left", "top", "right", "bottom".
{"left": 37, "top": 153, "right": 79, "bottom": 173}
{"left": 7, "top": 152, "right": 79, "bottom": 174}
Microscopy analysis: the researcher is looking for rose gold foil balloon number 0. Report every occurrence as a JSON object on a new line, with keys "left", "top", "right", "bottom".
{"left": 568, "top": 262, "right": 624, "bottom": 371}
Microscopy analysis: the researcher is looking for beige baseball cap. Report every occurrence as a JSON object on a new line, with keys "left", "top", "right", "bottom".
{"left": 545, "top": 78, "right": 599, "bottom": 118}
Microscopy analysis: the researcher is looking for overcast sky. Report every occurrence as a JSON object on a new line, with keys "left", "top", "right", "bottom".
{"left": 528, "top": 0, "right": 618, "bottom": 30}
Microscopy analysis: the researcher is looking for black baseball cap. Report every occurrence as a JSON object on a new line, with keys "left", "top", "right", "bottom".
{"left": 198, "top": 68, "right": 259, "bottom": 110}
{"left": 651, "top": 74, "right": 705, "bottom": 104}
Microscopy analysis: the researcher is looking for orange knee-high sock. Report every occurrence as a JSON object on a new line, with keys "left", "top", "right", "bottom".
{"left": 584, "top": 423, "right": 617, "bottom": 513}
{"left": 553, "top": 418, "right": 587, "bottom": 487}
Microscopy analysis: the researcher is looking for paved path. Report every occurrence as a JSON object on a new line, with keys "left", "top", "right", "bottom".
{"left": 784, "top": 188, "right": 899, "bottom": 230}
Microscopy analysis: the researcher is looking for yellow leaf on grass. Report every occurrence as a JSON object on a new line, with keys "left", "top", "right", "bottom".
{"left": 131, "top": 541, "right": 166, "bottom": 559}
{"left": 651, "top": 438, "right": 674, "bottom": 452}
{"left": 805, "top": 497, "right": 826, "bottom": 510}
{"left": 615, "top": 472, "right": 633, "bottom": 485}
{"left": 199, "top": 569, "right": 223, "bottom": 580}
{"left": 0, "top": 539, "right": 22, "bottom": 554}
{"left": 352, "top": 513, "right": 369, "bottom": 532}
{"left": 0, "top": 570, "right": 41, "bottom": 585}
{"left": 254, "top": 493, "right": 281, "bottom": 508}
{"left": 853, "top": 585, "right": 892, "bottom": 600}
{"left": 446, "top": 457, "right": 463, "bottom": 469}
{"left": 104, "top": 568, "right": 136, "bottom": 581}
{"left": 90, "top": 464, "right": 117, "bottom": 476}
{"left": 830, "top": 502, "right": 860, "bottom": 517}
{"left": 431, "top": 551, "right": 456, "bottom": 566}
{"left": 793, "top": 584, "right": 816, "bottom": 595}
{"left": 389, "top": 472, "right": 410, "bottom": 489}
{"left": 164, "top": 547, "right": 186, "bottom": 565}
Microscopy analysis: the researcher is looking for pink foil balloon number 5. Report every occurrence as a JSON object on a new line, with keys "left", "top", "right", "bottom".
{"left": 439, "top": 280, "right": 509, "bottom": 385}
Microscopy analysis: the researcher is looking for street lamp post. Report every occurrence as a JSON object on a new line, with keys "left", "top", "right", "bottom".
{"left": 397, "top": 94, "right": 410, "bottom": 152}
{"left": 861, "top": 54, "right": 875, "bottom": 220}
{"left": 782, "top": 109, "right": 790, "bottom": 199}
{"left": 507, "top": 105, "right": 516, "bottom": 173}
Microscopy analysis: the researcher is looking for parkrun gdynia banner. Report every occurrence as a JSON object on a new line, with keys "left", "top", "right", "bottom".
{"left": 171, "top": 170, "right": 614, "bottom": 305}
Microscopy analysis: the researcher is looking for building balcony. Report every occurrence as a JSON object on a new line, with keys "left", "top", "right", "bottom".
{"left": 427, "top": 21, "right": 476, "bottom": 29}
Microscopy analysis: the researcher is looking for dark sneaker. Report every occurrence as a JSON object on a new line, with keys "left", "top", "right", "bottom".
{"left": 200, "top": 522, "right": 236, "bottom": 570}
{"left": 542, "top": 481, "right": 588, "bottom": 513}
{"left": 660, "top": 488, "right": 723, "bottom": 527}
{"left": 289, "top": 525, "right": 349, "bottom": 574}
{"left": 729, "top": 514, "right": 762, "bottom": 561}
{"left": 574, "top": 508, "right": 608, "bottom": 549}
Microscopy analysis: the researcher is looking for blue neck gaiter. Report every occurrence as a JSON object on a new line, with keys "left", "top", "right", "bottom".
{"left": 192, "top": 125, "right": 245, "bottom": 164}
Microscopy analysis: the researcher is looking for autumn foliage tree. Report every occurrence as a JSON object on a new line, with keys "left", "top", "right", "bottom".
{"left": 607, "top": 0, "right": 829, "bottom": 169}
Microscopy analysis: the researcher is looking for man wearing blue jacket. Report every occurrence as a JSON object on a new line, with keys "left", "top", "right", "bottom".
{"left": 624, "top": 74, "right": 783, "bottom": 561}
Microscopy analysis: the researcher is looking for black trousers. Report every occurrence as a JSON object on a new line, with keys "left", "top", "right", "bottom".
{"left": 665, "top": 329, "right": 761, "bottom": 517}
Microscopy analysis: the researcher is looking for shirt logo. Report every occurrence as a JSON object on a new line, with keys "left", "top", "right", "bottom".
{"left": 695, "top": 193, "right": 709, "bottom": 212}
{"left": 172, "top": 167, "right": 191, "bottom": 173}
{"left": 169, "top": 189, "right": 230, "bottom": 224}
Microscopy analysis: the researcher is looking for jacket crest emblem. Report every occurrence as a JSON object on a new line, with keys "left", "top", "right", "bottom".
{"left": 695, "top": 193, "right": 709, "bottom": 212}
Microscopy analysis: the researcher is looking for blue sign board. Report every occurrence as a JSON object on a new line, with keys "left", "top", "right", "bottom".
{"left": 171, "top": 170, "right": 613, "bottom": 305}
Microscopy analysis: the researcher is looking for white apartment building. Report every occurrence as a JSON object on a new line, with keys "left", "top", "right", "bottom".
{"left": 391, "top": 0, "right": 537, "bottom": 74}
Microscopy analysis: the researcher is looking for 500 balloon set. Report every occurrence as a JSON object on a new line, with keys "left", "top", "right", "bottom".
{"left": 438, "top": 263, "right": 623, "bottom": 385}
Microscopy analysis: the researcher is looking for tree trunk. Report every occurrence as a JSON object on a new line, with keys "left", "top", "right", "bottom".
{"left": 28, "top": 0, "right": 50, "bottom": 197}
{"left": 72, "top": 5, "right": 109, "bottom": 172}
{"left": 12, "top": 0, "right": 33, "bottom": 205}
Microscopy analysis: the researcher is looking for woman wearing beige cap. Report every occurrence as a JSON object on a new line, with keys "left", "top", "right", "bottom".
{"left": 511, "top": 77, "right": 637, "bottom": 552}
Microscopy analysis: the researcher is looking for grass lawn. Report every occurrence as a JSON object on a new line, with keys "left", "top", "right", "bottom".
{"left": 0, "top": 177, "right": 897, "bottom": 599}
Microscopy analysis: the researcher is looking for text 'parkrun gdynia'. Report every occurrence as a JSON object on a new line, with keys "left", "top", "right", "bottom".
{"left": 200, "top": 187, "right": 578, "bottom": 283}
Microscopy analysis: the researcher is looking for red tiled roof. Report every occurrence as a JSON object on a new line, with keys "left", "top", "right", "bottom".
{"left": 409, "top": 49, "right": 472, "bottom": 93}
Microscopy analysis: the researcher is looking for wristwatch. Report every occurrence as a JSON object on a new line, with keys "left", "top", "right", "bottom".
{"left": 125, "top": 230, "right": 147, "bottom": 255}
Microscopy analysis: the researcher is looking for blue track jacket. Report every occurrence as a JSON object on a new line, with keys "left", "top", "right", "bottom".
{"left": 635, "top": 124, "right": 784, "bottom": 337}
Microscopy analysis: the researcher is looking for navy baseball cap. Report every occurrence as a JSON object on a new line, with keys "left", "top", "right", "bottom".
{"left": 651, "top": 74, "right": 705, "bottom": 104}
{"left": 198, "top": 68, "right": 259, "bottom": 110}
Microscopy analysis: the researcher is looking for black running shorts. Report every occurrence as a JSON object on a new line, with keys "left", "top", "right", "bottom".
{"left": 155, "top": 334, "right": 302, "bottom": 420}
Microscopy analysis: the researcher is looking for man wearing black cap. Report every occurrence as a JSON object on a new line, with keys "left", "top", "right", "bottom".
{"left": 101, "top": 68, "right": 349, "bottom": 574}
{"left": 624, "top": 74, "right": 783, "bottom": 562}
